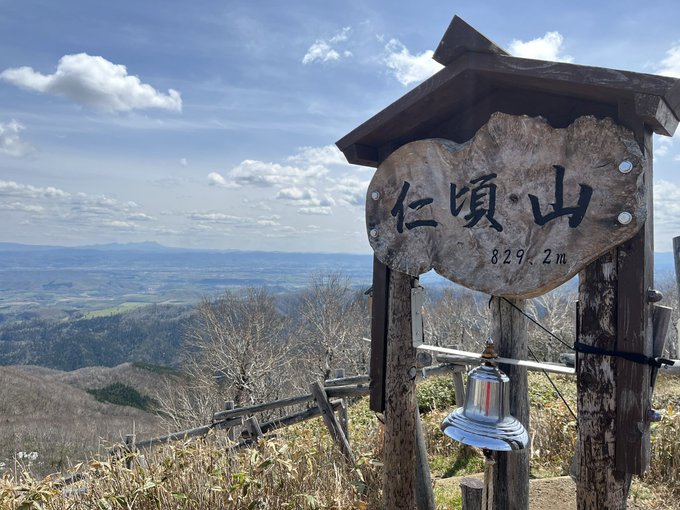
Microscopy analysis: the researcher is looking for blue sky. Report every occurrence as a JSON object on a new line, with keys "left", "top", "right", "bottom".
{"left": 1, "top": 0, "right": 679, "bottom": 253}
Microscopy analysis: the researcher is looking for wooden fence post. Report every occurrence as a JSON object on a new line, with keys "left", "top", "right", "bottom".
{"left": 245, "top": 417, "right": 264, "bottom": 440}
{"left": 490, "top": 296, "right": 529, "bottom": 510}
{"left": 453, "top": 369, "right": 466, "bottom": 406}
{"left": 124, "top": 434, "right": 136, "bottom": 470}
{"left": 310, "top": 381, "right": 355, "bottom": 465}
{"left": 383, "top": 270, "right": 418, "bottom": 510}
{"left": 674, "top": 236, "right": 680, "bottom": 359}
{"left": 334, "top": 368, "right": 350, "bottom": 441}
{"left": 460, "top": 477, "right": 484, "bottom": 510}
{"left": 577, "top": 251, "right": 630, "bottom": 508}
{"left": 224, "top": 401, "right": 237, "bottom": 441}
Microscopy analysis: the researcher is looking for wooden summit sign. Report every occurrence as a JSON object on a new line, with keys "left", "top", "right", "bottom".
{"left": 366, "top": 113, "right": 646, "bottom": 298}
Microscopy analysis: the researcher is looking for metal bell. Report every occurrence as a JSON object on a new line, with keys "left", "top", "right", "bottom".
{"left": 441, "top": 341, "right": 528, "bottom": 451}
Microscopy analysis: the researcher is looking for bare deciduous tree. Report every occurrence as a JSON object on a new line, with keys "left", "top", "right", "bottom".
{"left": 291, "top": 273, "right": 370, "bottom": 381}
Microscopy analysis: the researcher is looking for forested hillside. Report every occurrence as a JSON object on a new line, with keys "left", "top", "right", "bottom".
{"left": 0, "top": 305, "right": 192, "bottom": 370}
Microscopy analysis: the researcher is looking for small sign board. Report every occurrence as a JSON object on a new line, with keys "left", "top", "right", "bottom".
{"left": 366, "top": 113, "right": 646, "bottom": 298}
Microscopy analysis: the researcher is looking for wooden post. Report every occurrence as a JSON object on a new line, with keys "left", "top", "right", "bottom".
{"left": 124, "top": 434, "right": 136, "bottom": 469}
{"left": 334, "top": 369, "right": 350, "bottom": 442}
{"left": 460, "top": 477, "right": 484, "bottom": 510}
{"left": 490, "top": 296, "right": 529, "bottom": 510}
{"left": 415, "top": 408, "right": 436, "bottom": 510}
{"left": 383, "top": 270, "right": 418, "bottom": 510}
{"left": 614, "top": 100, "right": 653, "bottom": 475}
{"left": 310, "top": 381, "right": 355, "bottom": 465}
{"left": 370, "top": 257, "right": 391, "bottom": 412}
{"left": 674, "top": 236, "right": 680, "bottom": 358}
{"left": 577, "top": 251, "right": 631, "bottom": 508}
{"left": 224, "top": 401, "right": 237, "bottom": 441}
{"left": 453, "top": 370, "right": 466, "bottom": 406}
{"left": 245, "top": 417, "right": 264, "bottom": 440}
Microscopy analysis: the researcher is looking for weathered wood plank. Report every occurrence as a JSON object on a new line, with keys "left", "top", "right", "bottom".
{"left": 324, "top": 374, "right": 371, "bottom": 387}
{"left": 310, "top": 381, "right": 355, "bottom": 465}
{"left": 674, "top": 236, "right": 680, "bottom": 359}
{"left": 369, "top": 256, "right": 390, "bottom": 412}
{"left": 652, "top": 305, "right": 673, "bottom": 387}
{"left": 334, "top": 369, "right": 350, "bottom": 442}
{"left": 577, "top": 251, "right": 631, "bottom": 509}
{"left": 213, "top": 393, "right": 314, "bottom": 420}
{"left": 132, "top": 417, "right": 243, "bottom": 449}
{"left": 366, "top": 114, "right": 645, "bottom": 298}
{"left": 490, "top": 297, "right": 529, "bottom": 510}
{"left": 383, "top": 270, "right": 418, "bottom": 510}
{"left": 415, "top": 408, "right": 436, "bottom": 510}
{"left": 324, "top": 384, "right": 369, "bottom": 398}
{"left": 452, "top": 371, "right": 466, "bottom": 407}
{"left": 615, "top": 100, "right": 653, "bottom": 475}
{"left": 245, "top": 417, "right": 264, "bottom": 440}
{"left": 634, "top": 93, "right": 679, "bottom": 137}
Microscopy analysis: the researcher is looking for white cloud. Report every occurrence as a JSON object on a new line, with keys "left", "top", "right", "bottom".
{"left": 288, "top": 144, "right": 349, "bottom": 167}
{"left": 302, "top": 27, "right": 352, "bottom": 64}
{"left": 654, "top": 179, "right": 680, "bottom": 251}
{"left": 383, "top": 39, "right": 443, "bottom": 86}
{"left": 0, "top": 201, "right": 44, "bottom": 212}
{"left": 0, "top": 53, "right": 182, "bottom": 113}
{"left": 329, "top": 177, "right": 369, "bottom": 206}
{"left": 508, "top": 32, "right": 573, "bottom": 62}
{"left": 0, "top": 120, "right": 34, "bottom": 157}
{"left": 299, "top": 206, "right": 332, "bottom": 215}
{"left": 658, "top": 44, "right": 680, "bottom": 78}
{"left": 229, "top": 159, "right": 327, "bottom": 187}
{"left": 180, "top": 158, "right": 188, "bottom": 167}
{"left": 207, "top": 171, "right": 238, "bottom": 188}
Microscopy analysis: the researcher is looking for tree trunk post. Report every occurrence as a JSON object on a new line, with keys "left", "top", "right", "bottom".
{"left": 383, "top": 270, "right": 418, "bottom": 510}
{"left": 673, "top": 236, "right": 680, "bottom": 358}
{"left": 489, "top": 296, "right": 529, "bottom": 510}
{"left": 576, "top": 251, "right": 631, "bottom": 508}
{"left": 460, "top": 477, "right": 484, "bottom": 510}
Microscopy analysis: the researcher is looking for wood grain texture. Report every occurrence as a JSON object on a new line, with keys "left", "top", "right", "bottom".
{"left": 369, "top": 256, "right": 390, "bottom": 412}
{"left": 614, "top": 101, "right": 653, "bottom": 475}
{"left": 310, "top": 381, "right": 355, "bottom": 465}
{"left": 673, "top": 236, "right": 680, "bottom": 359}
{"left": 490, "top": 297, "right": 529, "bottom": 510}
{"left": 383, "top": 271, "right": 418, "bottom": 510}
{"left": 366, "top": 114, "right": 646, "bottom": 298}
{"left": 576, "top": 251, "right": 631, "bottom": 509}
{"left": 433, "top": 15, "right": 508, "bottom": 66}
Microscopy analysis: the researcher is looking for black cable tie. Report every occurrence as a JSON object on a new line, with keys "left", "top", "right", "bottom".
{"left": 573, "top": 342, "right": 675, "bottom": 369}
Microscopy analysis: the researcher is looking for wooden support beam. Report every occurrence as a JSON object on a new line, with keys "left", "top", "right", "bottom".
{"left": 576, "top": 251, "right": 631, "bottom": 509}
{"left": 415, "top": 408, "right": 436, "bottom": 510}
{"left": 453, "top": 370, "right": 466, "bottom": 407}
{"left": 223, "top": 401, "right": 237, "bottom": 441}
{"left": 370, "top": 256, "right": 391, "bottom": 412}
{"left": 651, "top": 305, "right": 673, "bottom": 387}
{"left": 245, "top": 417, "right": 264, "bottom": 440}
{"left": 383, "top": 270, "right": 418, "bottom": 510}
{"left": 310, "top": 381, "right": 355, "bottom": 465}
{"left": 615, "top": 100, "right": 653, "bottom": 475}
{"left": 674, "top": 236, "right": 680, "bottom": 359}
{"left": 324, "top": 374, "right": 371, "bottom": 387}
{"left": 213, "top": 393, "right": 314, "bottom": 420}
{"left": 489, "top": 296, "right": 529, "bottom": 510}
{"left": 124, "top": 434, "right": 136, "bottom": 470}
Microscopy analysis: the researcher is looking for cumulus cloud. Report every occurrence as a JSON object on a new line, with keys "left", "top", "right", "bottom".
{"left": 508, "top": 32, "right": 573, "bottom": 62}
{"left": 276, "top": 186, "right": 335, "bottom": 215}
{"left": 658, "top": 44, "right": 680, "bottom": 78}
{"left": 229, "top": 159, "right": 328, "bottom": 187}
{"left": 0, "top": 120, "right": 34, "bottom": 157}
{"left": 383, "top": 39, "right": 443, "bottom": 86}
{"left": 207, "top": 171, "right": 238, "bottom": 188}
{"left": 288, "top": 145, "right": 349, "bottom": 167}
{"left": 654, "top": 179, "right": 680, "bottom": 251}
{"left": 302, "top": 27, "right": 352, "bottom": 64}
{"left": 329, "top": 177, "right": 369, "bottom": 206}
{"left": 0, "top": 53, "right": 182, "bottom": 113}
{"left": 299, "top": 206, "right": 332, "bottom": 215}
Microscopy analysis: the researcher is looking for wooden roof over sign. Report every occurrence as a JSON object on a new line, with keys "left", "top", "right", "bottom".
{"left": 336, "top": 16, "right": 680, "bottom": 167}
